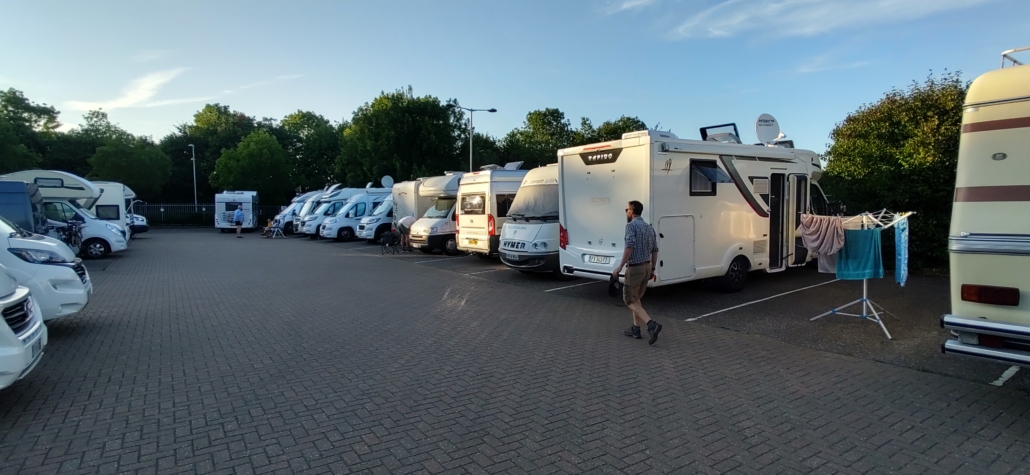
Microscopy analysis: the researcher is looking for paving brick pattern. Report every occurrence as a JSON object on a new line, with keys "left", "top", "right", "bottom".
{"left": 0, "top": 230, "right": 1028, "bottom": 474}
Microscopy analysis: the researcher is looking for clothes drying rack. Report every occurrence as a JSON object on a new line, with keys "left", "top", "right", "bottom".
{"left": 810, "top": 210, "right": 914, "bottom": 340}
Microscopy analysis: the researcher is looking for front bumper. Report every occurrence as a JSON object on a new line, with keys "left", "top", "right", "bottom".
{"left": 110, "top": 237, "right": 128, "bottom": 253}
{"left": 301, "top": 222, "right": 319, "bottom": 235}
{"left": 411, "top": 233, "right": 451, "bottom": 251}
{"left": 26, "top": 263, "right": 91, "bottom": 321}
{"left": 0, "top": 294, "right": 48, "bottom": 390}
{"left": 941, "top": 314, "right": 1030, "bottom": 367}
{"left": 356, "top": 224, "right": 375, "bottom": 239}
{"left": 459, "top": 235, "right": 499, "bottom": 255}
{"left": 320, "top": 224, "right": 338, "bottom": 238}
{"left": 129, "top": 224, "right": 149, "bottom": 234}
{"left": 500, "top": 250, "right": 560, "bottom": 272}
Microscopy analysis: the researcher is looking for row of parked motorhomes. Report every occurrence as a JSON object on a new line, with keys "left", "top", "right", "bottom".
{"left": 0, "top": 170, "right": 149, "bottom": 391}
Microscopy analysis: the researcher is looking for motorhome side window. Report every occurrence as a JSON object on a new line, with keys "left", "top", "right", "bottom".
{"left": 461, "top": 194, "right": 485, "bottom": 215}
{"left": 689, "top": 160, "right": 726, "bottom": 196}
{"left": 810, "top": 184, "right": 830, "bottom": 216}
{"left": 353, "top": 203, "right": 366, "bottom": 217}
{"left": 495, "top": 194, "right": 516, "bottom": 218}
{"left": 43, "top": 202, "right": 77, "bottom": 222}
{"left": 95, "top": 205, "right": 120, "bottom": 220}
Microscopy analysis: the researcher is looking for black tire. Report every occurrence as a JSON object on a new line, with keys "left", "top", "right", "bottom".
{"left": 82, "top": 238, "right": 110, "bottom": 259}
{"left": 476, "top": 253, "right": 493, "bottom": 260}
{"left": 339, "top": 228, "right": 355, "bottom": 242}
{"left": 442, "top": 237, "right": 461, "bottom": 256}
{"left": 308, "top": 233, "right": 317, "bottom": 240}
{"left": 419, "top": 247, "right": 434, "bottom": 254}
{"left": 716, "top": 256, "right": 750, "bottom": 293}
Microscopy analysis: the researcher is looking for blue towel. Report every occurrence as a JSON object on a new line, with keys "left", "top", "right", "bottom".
{"left": 836, "top": 228, "right": 884, "bottom": 280}
{"left": 895, "top": 218, "right": 909, "bottom": 287}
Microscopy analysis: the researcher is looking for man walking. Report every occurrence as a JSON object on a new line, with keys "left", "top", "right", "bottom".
{"left": 234, "top": 205, "right": 244, "bottom": 238}
{"left": 611, "top": 201, "right": 662, "bottom": 345}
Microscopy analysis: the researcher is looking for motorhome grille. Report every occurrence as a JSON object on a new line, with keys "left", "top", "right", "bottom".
{"left": 754, "top": 240, "right": 768, "bottom": 254}
{"left": 73, "top": 262, "right": 88, "bottom": 284}
{"left": 3, "top": 298, "right": 32, "bottom": 335}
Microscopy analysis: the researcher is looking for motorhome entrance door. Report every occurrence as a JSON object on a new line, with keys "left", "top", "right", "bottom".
{"left": 657, "top": 216, "right": 695, "bottom": 281}
{"left": 768, "top": 174, "right": 786, "bottom": 271}
{"left": 789, "top": 175, "right": 809, "bottom": 266}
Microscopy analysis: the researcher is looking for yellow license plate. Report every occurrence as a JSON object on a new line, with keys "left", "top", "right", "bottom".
{"left": 468, "top": 239, "right": 478, "bottom": 245}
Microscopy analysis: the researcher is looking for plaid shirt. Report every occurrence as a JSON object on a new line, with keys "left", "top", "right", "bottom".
{"left": 624, "top": 217, "right": 658, "bottom": 265}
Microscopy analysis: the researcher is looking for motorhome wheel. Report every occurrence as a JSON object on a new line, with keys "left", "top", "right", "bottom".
{"left": 83, "top": 238, "right": 110, "bottom": 259}
{"left": 443, "top": 237, "right": 460, "bottom": 256}
{"left": 338, "top": 228, "right": 355, "bottom": 242}
{"left": 716, "top": 257, "right": 750, "bottom": 293}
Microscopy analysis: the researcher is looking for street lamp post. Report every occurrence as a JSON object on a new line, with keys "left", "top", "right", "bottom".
{"left": 187, "top": 144, "right": 197, "bottom": 209}
{"left": 445, "top": 103, "right": 497, "bottom": 172}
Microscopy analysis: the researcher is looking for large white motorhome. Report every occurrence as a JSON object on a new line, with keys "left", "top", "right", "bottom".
{"left": 941, "top": 47, "right": 1030, "bottom": 367}
{"left": 88, "top": 181, "right": 136, "bottom": 239}
{"left": 0, "top": 263, "right": 47, "bottom": 390}
{"left": 557, "top": 124, "right": 828, "bottom": 292}
{"left": 356, "top": 195, "right": 395, "bottom": 241}
{"left": 214, "top": 191, "right": 258, "bottom": 231}
{"left": 299, "top": 188, "right": 369, "bottom": 238}
{"left": 499, "top": 164, "right": 561, "bottom": 274}
{"left": 293, "top": 184, "right": 340, "bottom": 233}
{"left": 319, "top": 190, "right": 392, "bottom": 241}
{"left": 0, "top": 170, "right": 128, "bottom": 259}
{"left": 390, "top": 179, "right": 433, "bottom": 226}
{"left": 277, "top": 190, "right": 321, "bottom": 234}
{"left": 410, "top": 172, "right": 464, "bottom": 255}
{"left": 457, "top": 166, "right": 528, "bottom": 257}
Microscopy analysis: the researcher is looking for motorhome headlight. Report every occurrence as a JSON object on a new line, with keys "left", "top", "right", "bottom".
{"left": 105, "top": 223, "right": 121, "bottom": 234}
{"left": 303, "top": 215, "right": 318, "bottom": 222}
{"left": 325, "top": 218, "right": 337, "bottom": 224}
{"left": 430, "top": 227, "right": 438, "bottom": 233}
{"left": 8, "top": 248, "right": 72, "bottom": 265}
{"left": 366, "top": 218, "right": 381, "bottom": 224}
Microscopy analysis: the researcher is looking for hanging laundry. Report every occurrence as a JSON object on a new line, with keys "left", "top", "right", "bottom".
{"left": 800, "top": 215, "right": 845, "bottom": 274}
{"left": 895, "top": 218, "right": 909, "bottom": 287}
{"left": 836, "top": 228, "right": 884, "bottom": 280}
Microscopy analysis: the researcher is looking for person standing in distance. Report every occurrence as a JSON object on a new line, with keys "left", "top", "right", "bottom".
{"left": 396, "top": 214, "right": 417, "bottom": 252}
{"left": 233, "top": 205, "right": 244, "bottom": 238}
{"left": 611, "top": 200, "right": 662, "bottom": 344}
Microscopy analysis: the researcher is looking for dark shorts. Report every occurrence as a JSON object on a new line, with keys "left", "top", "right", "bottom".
{"left": 398, "top": 223, "right": 411, "bottom": 235}
{"left": 623, "top": 264, "right": 650, "bottom": 305}
{"left": 234, "top": 221, "right": 242, "bottom": 226}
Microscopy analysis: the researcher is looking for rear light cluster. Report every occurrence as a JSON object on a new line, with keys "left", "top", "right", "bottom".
{"left": 961, "top": 284, "right": 1020, "bottom": 307}
{"left": 487, "top": 215, "right": 495, "bottom": 236}
{"left": 559, "top": 224, "right": 568, "bottom": 250}
{"left": 455, "top": 212, "right": 459, "bottom": 234}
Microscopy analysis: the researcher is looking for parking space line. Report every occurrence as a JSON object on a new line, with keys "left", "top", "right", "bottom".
{"left": 990, "top": 366, "right": 1020, "bottom": 387}
{"left": 413, "top": 256, "right": 468, "bottom": 264}
{"left": 467, "top": 268, "right": 509, "bottom": 275}
{"left": 685, "top": 279, "right": 840, "bottom": 322}
{"left": 544, "top": 281, "right": 602, "bottom": 292}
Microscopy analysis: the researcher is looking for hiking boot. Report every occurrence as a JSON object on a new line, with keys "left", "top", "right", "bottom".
{"left": 647, "top": 320, "right": 662, "bottom": 345}
{"left": 623, "top": 325, "right": 641, "bottom": 339}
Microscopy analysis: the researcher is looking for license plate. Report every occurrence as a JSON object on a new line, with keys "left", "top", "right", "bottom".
{"left": 468, "top": 239, "right": 478, "bottom": 245}
{"left": 504, "top": 253, "right": 519, "bottom": 261}
{"left": 588, "top": 255, "right": 612, "bottom": 265}
{"left": 30, "top": 338, "right": 42, "bottom": 359}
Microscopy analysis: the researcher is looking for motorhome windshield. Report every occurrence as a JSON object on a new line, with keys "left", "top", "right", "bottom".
{"left": 299, "top": 200, "right": 318, "bottom": 216}
{"left": 0, "top": 215, "right": 19, "bottom": 237}
{"left": 424, "top": 198, "right": 456, "bottom": 219}
{"left": 69, "top": 200, "right": 97, "bottom": 219}
{"left": 506, "top": 183, "right": 558, "bottom": 221}
{"left": 371, "top": 197, "right": 393, "bottom": 216}
{"left": 314, "top": 203, "right": 332, "bottom": 215}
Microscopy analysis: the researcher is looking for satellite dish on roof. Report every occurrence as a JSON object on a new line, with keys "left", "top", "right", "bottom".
{"left": 755, "top": 113, "right": 782, "bottom": 145}
{"left": 381, "top": 175, "right": 394, "bottom": 188}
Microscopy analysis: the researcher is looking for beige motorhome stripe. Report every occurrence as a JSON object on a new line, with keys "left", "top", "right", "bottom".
{"left": 962, "top": 116, "right": 1030, "bottom": 133}
{"left": 955, "top": 185, "right": 1030, "bottom": 202}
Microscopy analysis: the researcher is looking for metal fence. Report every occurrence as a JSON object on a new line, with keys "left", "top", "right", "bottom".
{"left": 134, "top": 203, "right": 287, "bottom": 227}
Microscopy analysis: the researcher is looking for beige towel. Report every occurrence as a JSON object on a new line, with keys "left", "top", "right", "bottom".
{"left": 800, "top": 214, "right": 844, "bottom": 256}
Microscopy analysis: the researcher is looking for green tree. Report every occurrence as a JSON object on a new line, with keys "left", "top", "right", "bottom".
{"left": 591, "top": 116, "right": 648, "bottom": 143}
{"left": 337, "top": 87, "right": 462, "bottom": 185}
{"left": 88, "top": 136, "right": 172, "bottom": 200}
{"left": 822, "top": 72, "right": 967, "bottom": 267}
{"left": 0, "top": 88, "right": 60, "bottom": 167}
{"left": 500, "top": 108, "right": 576, "bottom": 168}
{"left": 281, "top": 111, "right": 340, "bottom": 190}
{"left": 0, "top": 115, "right": 41, "bottom": 173}
{"left": 210, "top": 130, "right": 294, "bottom": 204}
{"left": 179, "top": 104, "right": 258, "bottom": 200}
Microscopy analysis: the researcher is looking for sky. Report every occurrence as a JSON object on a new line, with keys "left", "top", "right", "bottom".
{"left": 0, "top": 0, "right": 1027, "bottom": 153}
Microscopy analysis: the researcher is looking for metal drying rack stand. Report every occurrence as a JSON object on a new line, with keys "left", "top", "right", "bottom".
{"left": 810, "top": 210, "right": 914, "bottom": 340}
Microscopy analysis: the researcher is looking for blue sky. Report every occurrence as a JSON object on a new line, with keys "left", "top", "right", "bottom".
{"left": 0, "top": 0, "right": 1026, "bottom": 152}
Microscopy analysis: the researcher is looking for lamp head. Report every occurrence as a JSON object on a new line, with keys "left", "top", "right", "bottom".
{"left": 487, "top": 108, "right": 497, "bottom": 113}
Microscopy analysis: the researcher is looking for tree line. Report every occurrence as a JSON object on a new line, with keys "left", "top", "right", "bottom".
{"left": 0, "top": 86, "right": 645, "bottom": 205}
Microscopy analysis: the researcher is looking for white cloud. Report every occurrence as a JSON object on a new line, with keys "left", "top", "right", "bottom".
{"left": 67, "top": 68, "right": 190, "bottom": 110}
{"left": 222, "top": 74, "right": 303, "bottom": 94}
{"left": 671, "top": 0, "right": 991, "bottom": 39}
{"left": 608, "top": 0, "right": 660, "bottom": 14}
{"left": 796, "top": 55, "right": 871, "bottom": 73}
{"left": 131, "top": 50, "right": 173, "bottom": 63}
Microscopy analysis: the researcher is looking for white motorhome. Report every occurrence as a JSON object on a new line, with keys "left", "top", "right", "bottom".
{"left": 410, "top": 172, "right": 464, "bottom": 255}
{"left": 457, "top": 167, "right": 528, "bottom": 257}
{"left": 88, "top": 181, "right": 136, "bottom": 239}
{"left": 299, "top": 188, "right": 363, "bottom": 238}
{"left": 214, "top": 191, "right": 258, "bottom": 231}
{"left": 0, "top": 215, "right": 91, "bottom": 322}
{"left": 276, "top": 190, "right": 320, "bottom": 234}
{"left": 293, "top": 184, "right": 340, "bottom": 233}
{"left": 390, "top": 179, "right": 433, "bottom": 226}
{"left": 941, "top": 47, "right": 1030, "bottom": 367}
{"left": 356, "top": 196, "right": 395, "bottom": 241}
{"left": 0, "top": 170, "right": 128, "bottom": 259}
{"left": 499, "top": 164, "right": 561, "bottom": 274}
{"left": 557, "top": 124, "right": 828, "bottom": 292}
{"left": 319, "top": 190, "right": 392, "bottom": 241}
{"left": 0, "top": 263, "right": 47, "bottom": 390}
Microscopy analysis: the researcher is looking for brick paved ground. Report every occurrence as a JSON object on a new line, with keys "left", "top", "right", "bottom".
{"left": 1, "top": 230, "right": 1029, "bottom": 474}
